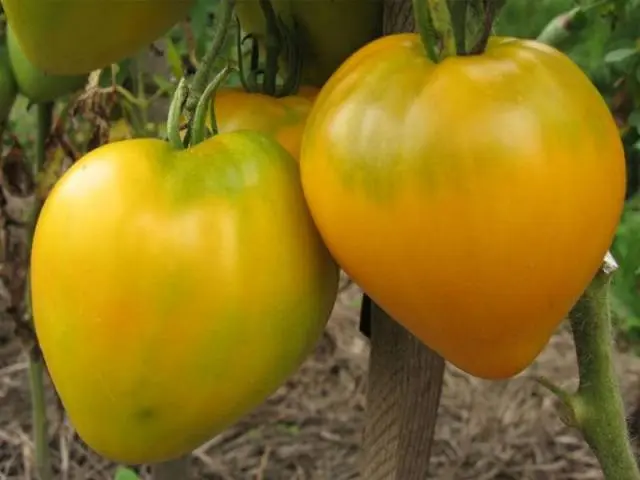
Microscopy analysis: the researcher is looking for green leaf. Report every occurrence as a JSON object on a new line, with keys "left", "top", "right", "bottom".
{"left": 114, "top": 467, "right": 140, "bottom": 480}
{"left": 604, "top": 47, "right": 639, "bottom": 64}
{"left": 629, "top": 110, "right": 640, "bottom": 133}
{"left": 164, "top": 37, "right": 185, "bottom": 80}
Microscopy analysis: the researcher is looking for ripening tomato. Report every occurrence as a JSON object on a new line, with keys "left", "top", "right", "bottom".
{"left": 3, "top": 0, "right": 193, "bottom": 75}
{"left": 300, "top": 34, "right": 626, "bottom": 379}
{"left": 214, "top": 87, "right": 319, "bottom": 160}
{"left": 30, "top": 132, "right": 339, "bottom": 463}
{"left": 6, "top": 27, "right": 87, "bottom": 103}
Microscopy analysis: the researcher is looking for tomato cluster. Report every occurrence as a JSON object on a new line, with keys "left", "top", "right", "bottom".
{"left": 17, "top": 0, "right": 625, "bottom": 467}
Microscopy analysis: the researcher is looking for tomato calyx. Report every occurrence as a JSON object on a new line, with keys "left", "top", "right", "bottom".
{"left": 236, "top": 0, "right": 302, "bottom": 98}
{"left": 411, "top": 0, "right": 507, "bottom": 62}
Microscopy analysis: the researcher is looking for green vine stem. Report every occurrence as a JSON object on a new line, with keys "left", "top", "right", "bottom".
{"left": 183, "top": 0, "right": 234, "bottom": 122}
{"left": 190, "top": 64, "right": 232, "bottom": 145}
{"left": 28, "top": 350, "right": 52, "bottom": 480}
{"left": 26, "top": 102, "right": 55, "bottom": 480}
{"left": 537, "top": 255, "right": 640, "bottom": 480}
{"left": 569, "top": 254, "right": 639, "bottom": 479}
{"left": 166, "top": 77, "right": 188, "bottom": 149}
{"left": 234, "top": 0, "right": 301, "bottom": 98}
{"left": 258, "top": 0, "right": 281, "bottom": 96}
{"left": 529, "top": 5, "right": 638, "bottom": 478}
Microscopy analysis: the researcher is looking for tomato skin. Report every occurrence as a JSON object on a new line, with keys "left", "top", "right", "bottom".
{"left": 0, "top": 47, "right": 18, "bottom": 121}
{"left": 7, "top": 27, "right": 87, "bottom": 103}
{"left": 3, "top": 0, "right": 193, "bottom": 75}
{"left": 235, "top": 1, "right": 382, "bottom": 86}
{"left": 30, "top": 132, "right": 339, "bottom": 463}
{"left": 300, "top": 34, "right": 626, "bottom": 379}
{"left": 214, "top": 87, "right": 319, "bottom": 160}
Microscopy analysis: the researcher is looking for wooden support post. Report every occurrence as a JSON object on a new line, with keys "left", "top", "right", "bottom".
{"left": 359, "top": 1, "right": 446, "bottom": 478}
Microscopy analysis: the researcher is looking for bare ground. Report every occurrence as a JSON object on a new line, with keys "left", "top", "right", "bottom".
{"left": 2, "top": 279, "right": 640, "bottom": 480}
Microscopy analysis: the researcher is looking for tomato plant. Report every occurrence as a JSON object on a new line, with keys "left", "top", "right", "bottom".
{"left": 30, "top": 130, "right": 339, "bottom": 463}
{"left": 6, "top": 27, "right": 87, "bottom": 103}
{"left": 2, "top": 0, "right": 194, "bottom": 75}
{"left": 300, "top": 33, "right": 626, "bottom": 380}
{"left": 0, "top": 45, "right": 17, "bottom": 121}
{"left": 214, "top": 87, "right": 318, "bottom": 160}
{"left": 235, "top": 0, "right": 382, "bottom": 86}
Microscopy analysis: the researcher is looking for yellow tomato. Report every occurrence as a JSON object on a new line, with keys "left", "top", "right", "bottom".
{"left": 31, "top": 132, "right": 338, "bottom": 463}
{"left": 214, "top": 87, "right": 319, "bottom": 160}
{"left": 300, "top": 34, "right": 626, "bottom": 379}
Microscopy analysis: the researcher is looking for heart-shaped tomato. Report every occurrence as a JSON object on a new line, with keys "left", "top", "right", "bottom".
{"left": 31, "top": 131, "right": 338, "bottom": 463}
{"left": 300, "top": 34, "right": 626, "bottom": 379}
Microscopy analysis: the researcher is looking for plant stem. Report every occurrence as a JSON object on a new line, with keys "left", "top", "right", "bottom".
{"left": 258, "top": 0, "right": 281, "bottom": 96}
{"left": 27, "top": 102, "right": 55, "bottom": 480}
{"left": 166, "top": 77, "right": 188, "bottom": 149}
{"left": 190, "top": 65, "right": 232, "bottom": 145}
{"left": 34, "top": 103, "right": 53, "bottom": 174}
{"left": 183, "top": 0, "right": 234, "bottom": 120}
{"left": 28, "top": 349, "right": 52, "bottom": 480}
{"left": 567, "top": 255, "right": 640, "bottom": 480}
{"left": 152, "top": 455, "right": 191, "bottom": 480}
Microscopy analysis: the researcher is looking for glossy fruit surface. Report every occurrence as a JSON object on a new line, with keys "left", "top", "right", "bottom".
{"left": 235, "top": 0, "right": 382, "bottom": 86}
{"left": 31, "top": 132, "right": 339, "bottom": 463}
{"left": 300, "top": 33, "right": 627, "bottom": 379}
{"left": 3, "top": 0, "right": 193, "bottom": 75}
{"left": 215, "top": 87, "right": 319, "bottom": 160}
{"left": 7, "top": 27, "right": 87, "bottom": 103}
{"left": 0, "top": 46, "right": 18, "bottom": 121}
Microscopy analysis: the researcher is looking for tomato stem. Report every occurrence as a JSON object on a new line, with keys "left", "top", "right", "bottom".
{"left": 235, "top": 0, "right": 301, "bottom": 97}
{"left": 190, "top": 64, "right": 232, "bottom": 146}
{"left": 259, "top": 0, "right": 281, "bottom": 96}
{"left": 183, "top": 0, "right": 234, "bottom": 124}
{"left": 566, "top": 253, "right": 640, "bottom": 480}
{"left": 26, "top": 102, "right": 55, "bottom": 480}
{"left": 167, "top": 77, "right": 188, "bottom": 149}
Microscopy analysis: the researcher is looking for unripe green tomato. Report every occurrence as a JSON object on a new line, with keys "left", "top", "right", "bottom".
{"left": 2, "top": 0, "right": 193, "bottom": 75}
{"left": 0, "top": 46, "right": 18, "bottom": 122}
{"left": 7, "top": 26, "right": 88, "bottom": 103}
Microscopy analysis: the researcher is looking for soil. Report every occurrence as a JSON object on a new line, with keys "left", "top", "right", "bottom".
{"left": 2, "top": 278, "right": 640, "bottom": 479}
